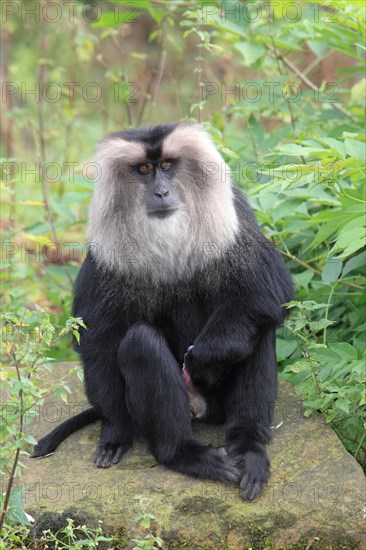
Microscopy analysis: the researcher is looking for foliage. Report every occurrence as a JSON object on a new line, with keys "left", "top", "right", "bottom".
{"left": 1, "top": 0, "right": 365, "bottom": 537}
{"left": 132, "top": 514, "right": 163, "bottom": 550}
{"left": 0, "top": 305, "right": 85, "bottom": 532}
{"left": 248, "top": 133, "right": 366, "bottom": 464}
{"left": 0, "top": 517, "right": 113, "bottom": 549}
{"left": 0, "top": 513, "right": 163, "bottom": 549}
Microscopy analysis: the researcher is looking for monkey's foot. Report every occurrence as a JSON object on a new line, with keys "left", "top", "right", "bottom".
{"left": 163, "top": 440, "right": 241, "bottom": 485}
{"left": 238, "top": 451, "right": 270, "bottom": 501}
{"left": 94, "top": 442, "right": 131, "bottom": 468}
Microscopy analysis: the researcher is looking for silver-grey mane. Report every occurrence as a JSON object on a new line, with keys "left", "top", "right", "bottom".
{"left": 88, "top": 123, "right": 239, "bottom": 282}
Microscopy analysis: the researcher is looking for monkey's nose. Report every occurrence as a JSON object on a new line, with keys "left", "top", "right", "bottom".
{"left": 154, "top": 190, "right": 169, "bottom": 198}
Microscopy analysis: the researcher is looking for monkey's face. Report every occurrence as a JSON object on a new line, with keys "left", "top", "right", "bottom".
{"left": 93, "top": 122, "right": 234, "bottom": 224}
{"left": 133, "top": 158, "right": 181, "bottom": 219}
{"left": 89, "top": 123, "right": 239, "bottom": 279}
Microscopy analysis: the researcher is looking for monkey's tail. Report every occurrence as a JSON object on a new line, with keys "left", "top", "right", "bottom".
{"left": 163, "top": 439, "right": 240, "bottom": 485}
{"left": 31, "top": 407, "right": 100, "bottom": 458}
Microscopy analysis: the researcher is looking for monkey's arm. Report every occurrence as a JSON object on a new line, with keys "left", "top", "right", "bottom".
{"left": 185, "top": 247, "right": 293, "bottom": 387}
{"left": 184, "top": 296, "right": 259, "bottom": 386}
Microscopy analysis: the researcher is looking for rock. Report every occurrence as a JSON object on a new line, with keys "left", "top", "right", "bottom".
{"left": 21, "top": 362, "right": 365, "bottom": 549}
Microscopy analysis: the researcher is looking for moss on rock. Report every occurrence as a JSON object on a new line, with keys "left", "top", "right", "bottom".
{"left": 22, "top": 362, "right": 365, "bottom": 549}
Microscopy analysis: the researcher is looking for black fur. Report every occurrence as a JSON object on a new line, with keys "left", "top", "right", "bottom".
{"left": 33, "top": 408, "right": 100, "bottom": 457}
{"left": 33, "top": 153, "right": 294, "bottom": 500}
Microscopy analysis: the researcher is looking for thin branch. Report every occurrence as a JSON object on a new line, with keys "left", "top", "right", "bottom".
{"left": 334, "top": 425, "right": 358, "bottom": 445}
{"left": 196, "top": 42, "right": 203, "bottom": 123}
{"left": 0, "top": 448, "right": 20, "bottom": 531}
{"left": 323, "top": 285, "right": 335, "bottom": 345}
{"left": 111, "top": 34, "right": 132, "bottom": 126}
{"left": 355, "top": 432, "right": 366, "bottom": 460}
{"left": 151, "top": 50, "right": 167, "bottom": 105}
{"left": 3, "top": 28, "right": 13, "bottom": 158}
{"left": 264, "top": 44, "right": 357, "bottom": 122}
{"left": 302, "top": 321, "right": 323, "bottom": 395}
{"left": 35, "top": 62, "right": 74, "bottom": 287}
{"left": 268, "top": 29, "right": 297, "bottom": 137}
{"left": 280, "top": 250, "right": 363, "bottom": 290}
{"left": 137, "top": 28, "right": 166, "bottom": 126}
{"left": 302, "top": 49, "right": 333, "bottom": 78}
{"left": 304, "top": 529, "right": 321, "bottom": 550}
{"left": 137, "top": 71, "right": 156, "bottom": 126}
{"left": 37, "top": 63, "right": 46, "bottom": 165}
{"left": 0, "top": 351, "right": 24, "bottom": 532}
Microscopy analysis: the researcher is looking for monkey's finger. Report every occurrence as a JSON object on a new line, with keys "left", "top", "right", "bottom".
{"left": 112, "top": 445, "right": 126, "bottom": 464}
{"left": 183, "top": 345, "right": 194, "bottom": 363}
{"left": 182, "top": 365, "right": 191, "bottom": 388}
{"left": 217, "top": 447, "right": 227, "bottom": 456}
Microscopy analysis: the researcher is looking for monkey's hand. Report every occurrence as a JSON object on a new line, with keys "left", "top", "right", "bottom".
{"left": 182, "top": 363, "right": 207, "bottom": 419}
{"left": 185, "top": 303, "right": 260, "bottom": 387}
{"left": 184, "top": 345, "right": 224, "bottom": 388}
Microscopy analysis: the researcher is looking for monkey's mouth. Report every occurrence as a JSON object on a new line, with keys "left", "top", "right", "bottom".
{"left": 147, "top": 208, "right": 178, "bottom": 219}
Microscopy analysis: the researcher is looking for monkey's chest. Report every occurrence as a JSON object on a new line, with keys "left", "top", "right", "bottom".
{"left": 116, "top": 277, "right": 213, "bottom": 361}
{"left": 154, "top": 294, "right": 209, "bottom": 362}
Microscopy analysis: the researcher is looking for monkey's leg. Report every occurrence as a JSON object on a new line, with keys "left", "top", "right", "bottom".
{"left": 117, "top": 322, "right": 240, "bottom": 484}
{"left": 81, "top": 343, "right": 134, "bottom": 468}
{"left": 225, "top": 326, "right": 277, "bottom": 501}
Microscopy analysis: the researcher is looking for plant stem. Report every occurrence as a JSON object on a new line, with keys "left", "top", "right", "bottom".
{"left": 0, "top": 448, "right": 20, "bottom": 532}
{"left": 196, "top": 16, "right": 204, "bottom": 123}
{"left": 268, "top": 24, "right": 298, "bottom": 141}
{"left": 0, "top": 354, "right": 24, "bottom": 532}
{"left": 323, "top": 285, "right": 335, "bottom": 345}
{"left": 111, "top": 33, "right": 133, "bottom": 126}
{"left": 34, "top": 63, "right": 74, "bottom": 287}
{"left": 264, "top": 43, "right": 356, "bottom": 122}
{"left": 355, "top": 432, "right": 366, "bottom": 460}
{"left": 280, "top": 250, "right": 363, "bottom": 290}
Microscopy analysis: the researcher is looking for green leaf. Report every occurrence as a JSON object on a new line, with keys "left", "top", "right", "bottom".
{"left": 342, "top": 251, "right": 366, "bottom": 276}
{"left": 345, "top": 138, "right": 366, "bottom": 161}
{"left": 272, "top": 198, "right": 305, "bottom": 221}
{"left": 50, "top": 199, "right": 76, "bottom": 222}
{"left": 276, "top": 338, "right": 297, "bottom": 360}
{"left": 335, "top": 223, "right": 366, "bottom": 251}
{"left": 275, "top": 143, "right": 323, "bottom": 157}
{"left": 234, "top": 42, "right": 265, "bottom": 66}
{"left": 336, "top": 239, "right": 366, "bottom": 259}
{"left": 292, "top": 270, "right": 314, "bottom": 291}
{"left": 307, "top": 218, "right": 345, "bottom": 250}
{"left": 318, "top": 137, "right": 346, "bottom": 158}
{"left": 307, "top": 40, "right": 328, "bottom": 57}
{"left": 311, "top": 347, "right": 340, "bottom": 362}
{"left": 330, "top": 343, "right": 358, "bottom": 361}
{"left": 335, "top": 399, "right": 350, "bottom": 414}
{"left": 0, "top": 487, "right": 31, "bottom": 525}
{"left": 288, "top": 371, "right": 313, "bottom": 385}
{"left": 321, "top": 258, "right": 343, "bottom": 285}
{"left": 92, "top": 8, "right": 140, "bottom": 28}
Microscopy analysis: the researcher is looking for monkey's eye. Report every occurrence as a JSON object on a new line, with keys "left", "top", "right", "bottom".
{"left": 138, "top": 163, "right": 153, "bottom": 175}
{"left": 160, "top": 160, "right": 172, "bottom": 171}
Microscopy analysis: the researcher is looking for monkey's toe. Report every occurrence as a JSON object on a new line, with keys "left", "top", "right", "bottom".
{"left": 238, "top": 450, "right": 269, "bottom": 501}
{"left": 240, "top": 476, "right": 265, "bottom": 501}
{"left": 94, "top": 443, "right": 127, "bottom": 468}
